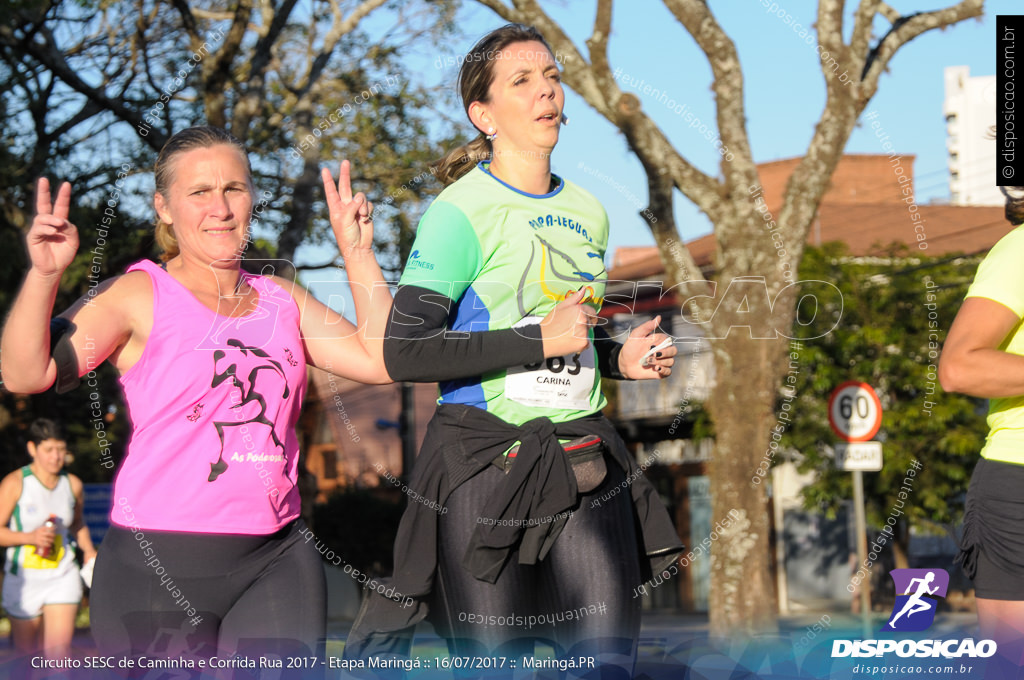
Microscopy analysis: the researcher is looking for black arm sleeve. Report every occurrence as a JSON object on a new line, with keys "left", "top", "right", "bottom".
{"left": 383, "top": 285, "right": 545, "bottom": 382}
{"left": 50, "top": 317, "right": 81, "bottom": 394}
{"left": 593, "top": 325, "right": 627, "bottom": 380}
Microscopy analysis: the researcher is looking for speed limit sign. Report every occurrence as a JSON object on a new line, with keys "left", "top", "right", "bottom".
{"left": 828, "top": 382, "right": 882, "bottom": 442}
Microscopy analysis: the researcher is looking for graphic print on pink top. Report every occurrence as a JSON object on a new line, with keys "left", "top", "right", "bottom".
{"left": 208, "top": 338, "right": 292, "bottom": 482}
{"left": 112, "top": 259, "right": 306, "bottom": 534}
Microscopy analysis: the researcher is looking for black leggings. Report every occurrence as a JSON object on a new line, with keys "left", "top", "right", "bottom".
{"left": 432, "top": 460, "right": 642, "bottom": 675}
{"left": 90, "top": 520, "right": 326, "bottom": 667}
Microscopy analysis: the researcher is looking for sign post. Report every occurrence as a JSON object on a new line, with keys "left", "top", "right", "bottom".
{"left": 829, "top": 382, "right": 883, "bottom": 638}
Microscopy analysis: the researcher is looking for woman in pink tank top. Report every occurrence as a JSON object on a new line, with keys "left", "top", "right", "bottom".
{"left": 0, "top": 126, "right": 393, "bottom": 667}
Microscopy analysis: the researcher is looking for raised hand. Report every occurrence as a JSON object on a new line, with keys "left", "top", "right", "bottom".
{"left": 618, "top": 315, "right": 676, "bottom": 380}
{"left": 29, "top": 178, "right": 79, "bottom": 276}
{"left": 321, "top": 160, "right": 374, "bottom": 258}
{"left": 540, "top": 287, "right": 596, "bottom": 357}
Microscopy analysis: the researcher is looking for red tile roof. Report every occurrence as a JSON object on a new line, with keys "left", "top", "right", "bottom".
{"left": 607, "top": 154, "right": 1009, "bottom": 281}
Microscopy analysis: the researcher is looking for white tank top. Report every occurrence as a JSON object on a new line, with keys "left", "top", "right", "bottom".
{"left": 6, "top": 467, "right": 77, "bottom": 577}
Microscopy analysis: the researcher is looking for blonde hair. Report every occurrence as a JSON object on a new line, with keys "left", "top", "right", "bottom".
{"left": 432, "top": 24, "right": 556, "bottom": 186}
{"left": 153, "top": 126, "right": 252, "bottom": 261}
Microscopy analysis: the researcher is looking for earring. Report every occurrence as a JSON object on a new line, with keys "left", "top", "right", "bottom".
{"left": 560, "top": 113, "right": 569, "bottom": 126}
{"left": 485, "top": 127, "right": 497, "bottom": 142}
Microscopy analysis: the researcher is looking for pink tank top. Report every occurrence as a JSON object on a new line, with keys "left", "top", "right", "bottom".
{"left": 112, "top": 260, "right": 306, "bottom": 534}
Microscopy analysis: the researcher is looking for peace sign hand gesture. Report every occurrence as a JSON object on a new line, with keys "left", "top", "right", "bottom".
{"left": 28, "top": 178, "right": 79, "bottom": 277}
{"left": 321, "top": 160, "right": 375, "bottom": 260}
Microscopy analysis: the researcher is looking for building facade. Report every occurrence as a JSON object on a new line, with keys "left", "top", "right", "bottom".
{"left": 944, "top": 65, "right": 1001, "bottom": 206}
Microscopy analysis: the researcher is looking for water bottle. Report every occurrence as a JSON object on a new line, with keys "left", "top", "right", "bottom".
{"left": 35, "top": 515, "right": 57, "bottom": 558}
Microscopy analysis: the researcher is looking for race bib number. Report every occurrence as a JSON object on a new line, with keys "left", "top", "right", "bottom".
{"left": 505, "top": 317, "right": 595, "bottom": 410}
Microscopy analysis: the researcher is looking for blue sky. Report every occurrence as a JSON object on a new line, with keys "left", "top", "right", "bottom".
{"left": 300, "top": 1, "right": 1017, "bottom": 305}
{"left": 546, "top": 1, "right": 1015, "bottom": 255}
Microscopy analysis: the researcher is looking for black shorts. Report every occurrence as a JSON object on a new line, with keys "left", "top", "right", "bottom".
{"left": 958, "top": 457, "right": 1024, "bottom": 600}
{"left": 90, "top": 519, "right": 326, "bottom": 663}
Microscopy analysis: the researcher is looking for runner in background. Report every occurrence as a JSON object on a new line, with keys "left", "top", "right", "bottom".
{"left": 0, "top": 418, "right": 96, "bottom": 658}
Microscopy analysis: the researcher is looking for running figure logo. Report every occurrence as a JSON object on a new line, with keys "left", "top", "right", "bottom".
{"left": 883, "top": 568, "right": 949, "bottom": 632}
{"left": 207, "top": 339, "right": 289, "bottom": 482}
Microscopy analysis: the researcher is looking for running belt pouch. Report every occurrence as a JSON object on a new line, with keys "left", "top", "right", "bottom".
{"left": 563, "top": 435, "right": 607, "bottom": 493}
{"left": 493, "top": 435, "right": 607, "bottom": 492}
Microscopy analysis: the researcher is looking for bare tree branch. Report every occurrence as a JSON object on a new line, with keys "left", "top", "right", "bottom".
{"left": 878, "top": 2, "right": 902, "bottom": 23}
{"left": 340, "top": 0, "right": 391, "bottom": 35}
{"left": 780, "top": 0, "right": 982, "bottom": 287}
{"left": 231, "top": 0, "right": 301, "bottom": 135}
{"left": 848, "top": 0, "right": 879, "bottom": 78}
{"left": 583, "top": 0, "right": 613, "bottom": 107}
{"left": 661, "top": 0, "right": 756, "bottom": 196}
{"left": 861, "top": 0, "right": 982, "bottom": 98}
{"left": 191, "top": 8, "right": 236, "bottom": 22}
{"left": 817, "top": 0, "right": 847, "bottom": 81}
{"left": 1, "top": 21, "right": 167, "bottom": 151}
{"left": 169, "top": 0, "right": 198, "bottom": 42}
{"left": 202, "top": 0, "right": 251, "bottom": 129}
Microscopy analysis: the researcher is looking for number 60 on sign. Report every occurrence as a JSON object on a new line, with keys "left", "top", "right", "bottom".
{"left": 828, "top": 381, "right": 882, "bottom": 442}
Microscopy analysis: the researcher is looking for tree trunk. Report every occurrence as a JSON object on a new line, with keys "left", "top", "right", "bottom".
{"left": 707, "top": 333, "right": 785, "bottom": 635}
{"left": 702, "top": 205, "right": 797, "bottom": 635}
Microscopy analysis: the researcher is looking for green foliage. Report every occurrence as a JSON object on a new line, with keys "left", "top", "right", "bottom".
{"left": 686, "top": 401, "right": 716, "bottom": 441}
{"left": 301, "top": 45, "right": 468, "bottom": 273}
{"left": 0, "top": 0, "right": 461, "bottom": 269}
{"left": 783, "top": 242, "right": 986, "bottom": 530}
{"left": 0, "top": 1, "right": 464, "bottom": 479}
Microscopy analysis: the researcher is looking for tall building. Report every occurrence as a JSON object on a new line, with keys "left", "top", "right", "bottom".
{"left": 944, "top": 65, "right": 1001, "bottom": 206}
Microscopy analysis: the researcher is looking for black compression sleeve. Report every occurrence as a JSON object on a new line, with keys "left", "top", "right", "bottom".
{"left": 383, "top": 285, "right": 545, "bottom": 382}
{"left": 594, "top": 325, "right": 627, "bottom": 380}
{"left": 50, "top": 318, "right": 81, "bottom": 394}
